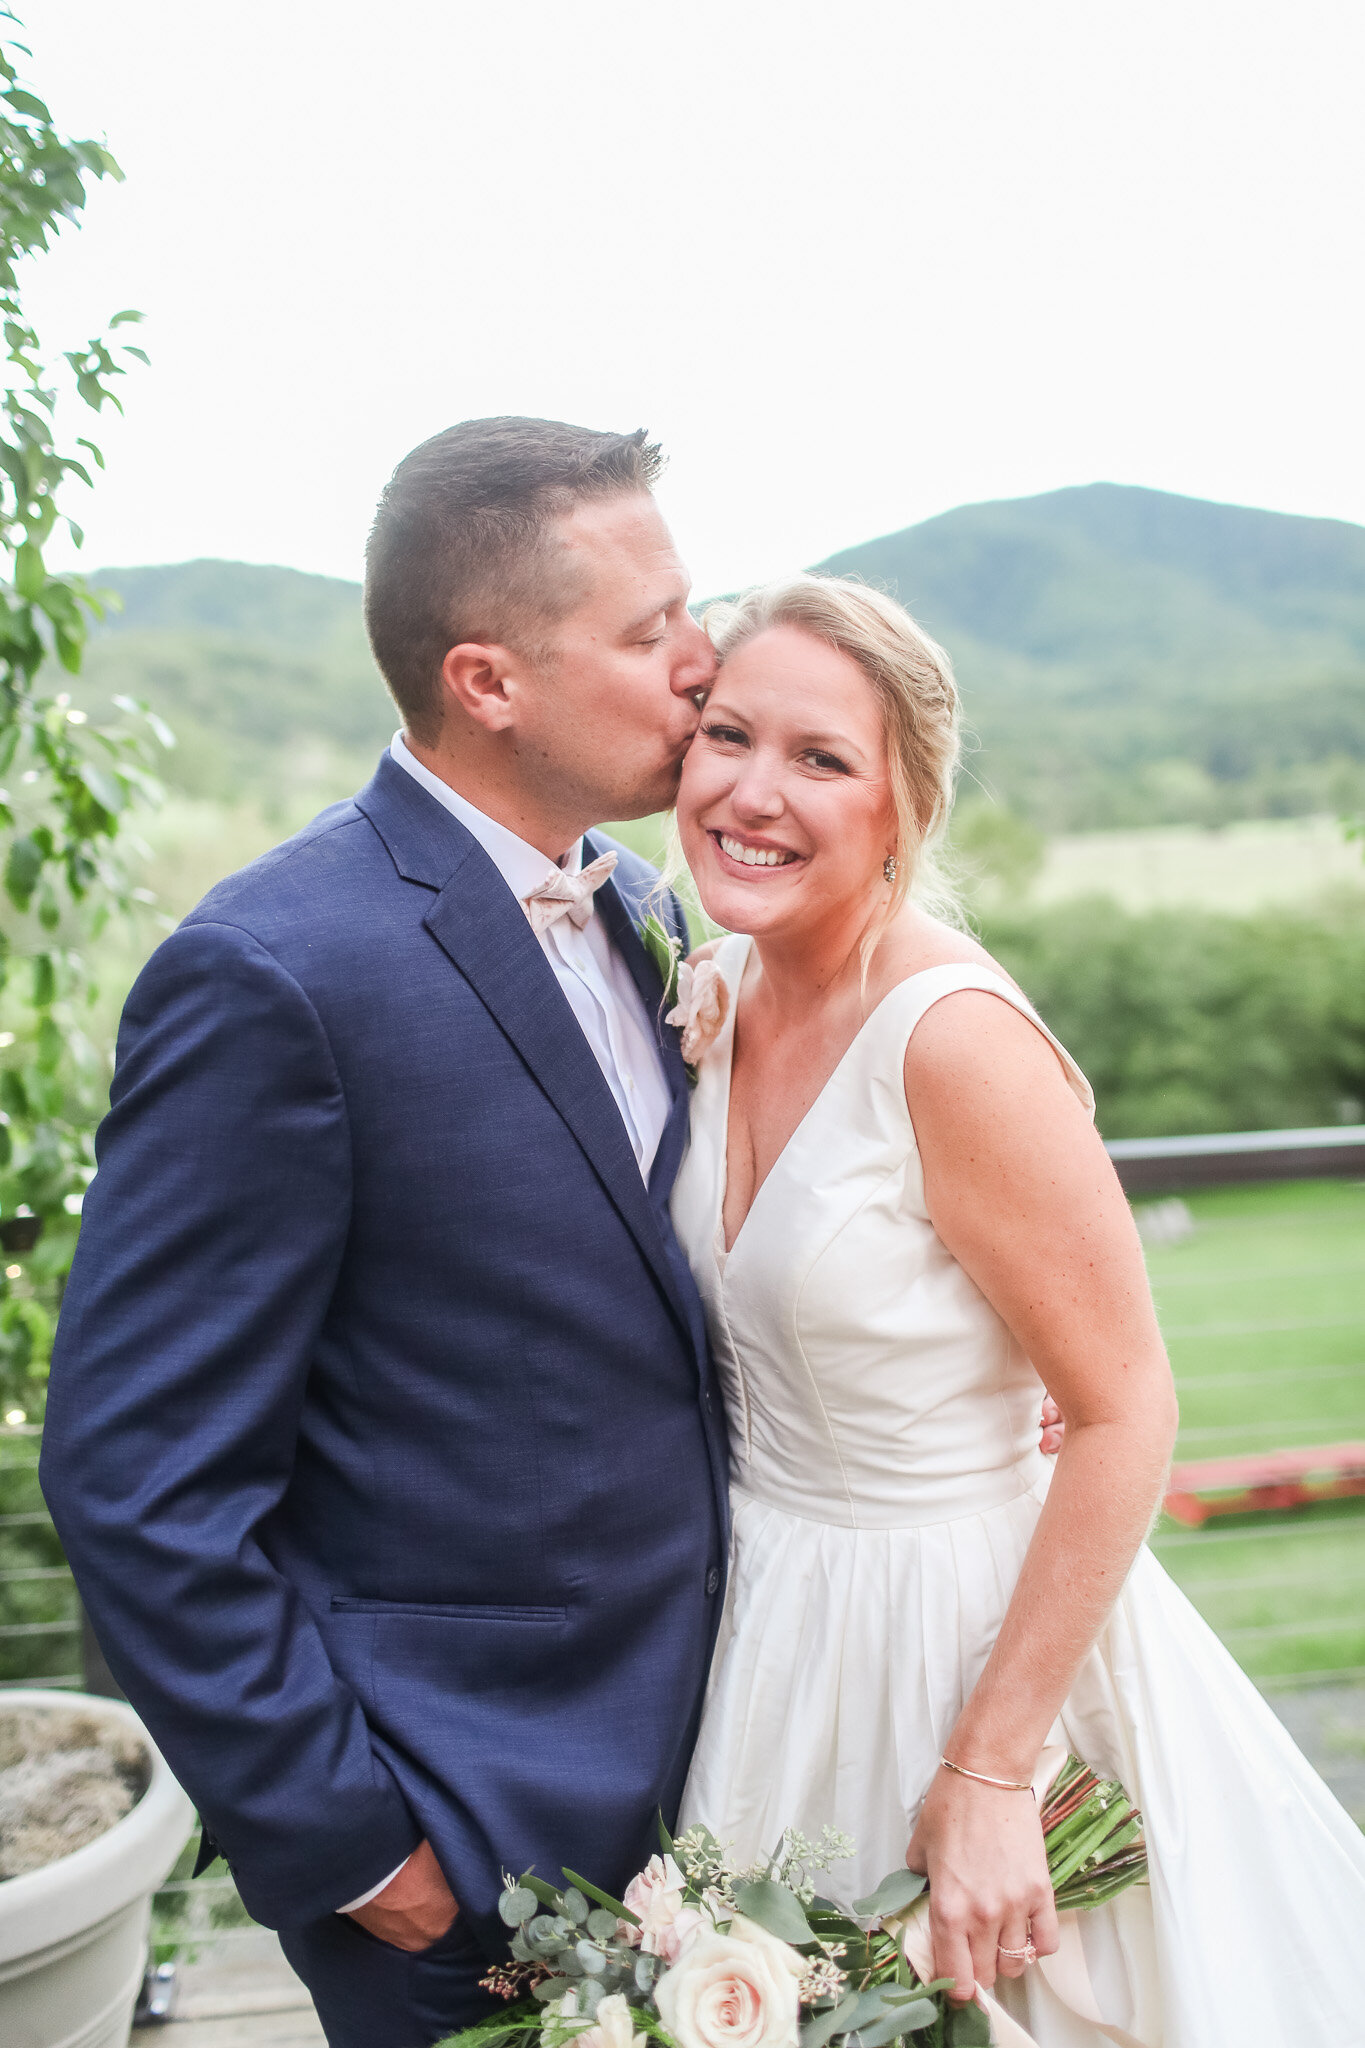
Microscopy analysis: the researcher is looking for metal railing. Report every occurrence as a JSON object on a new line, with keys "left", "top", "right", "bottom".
{"left": 1106, "top": 1122, "right": 1365, "bottom": 1194}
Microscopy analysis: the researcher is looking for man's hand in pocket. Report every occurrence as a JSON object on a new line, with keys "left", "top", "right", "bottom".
{"left": 347, "top": 1839, "right": 458, "bottom": 1952}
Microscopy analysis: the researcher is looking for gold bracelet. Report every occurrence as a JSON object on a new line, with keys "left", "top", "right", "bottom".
{"left": 939, "top": 1754, "right": 1034, "bottom": 1792}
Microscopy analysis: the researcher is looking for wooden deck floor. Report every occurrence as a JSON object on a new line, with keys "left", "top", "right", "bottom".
{"left": 132, "top": 1931, "right": 324, "bottom": 2048}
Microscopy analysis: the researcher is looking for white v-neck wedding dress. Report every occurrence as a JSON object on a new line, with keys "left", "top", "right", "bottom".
{"left": 671, "top": 934, "right": 1365, "bottom": 2048}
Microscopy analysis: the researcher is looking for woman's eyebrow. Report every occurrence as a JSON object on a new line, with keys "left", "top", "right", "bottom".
{"left": 793, "top": 728, "right": 863, "bottom": 756}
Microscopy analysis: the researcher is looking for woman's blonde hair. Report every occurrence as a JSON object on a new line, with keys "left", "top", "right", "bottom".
{"left": 702, "top": 574, "right": 962, "bottom": 958}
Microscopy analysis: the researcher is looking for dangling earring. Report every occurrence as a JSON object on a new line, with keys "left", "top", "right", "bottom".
{"left": 883, "top": 854, "right": 898, "bottom": 884}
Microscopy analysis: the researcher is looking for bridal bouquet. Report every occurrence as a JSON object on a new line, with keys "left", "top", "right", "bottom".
{"left": 437, "top": 1755, "right": 1145, "bottom": 2048}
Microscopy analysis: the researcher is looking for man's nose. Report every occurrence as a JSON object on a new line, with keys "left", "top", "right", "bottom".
{"left": 671, "top": 618, "right": 718, "bottom": 698}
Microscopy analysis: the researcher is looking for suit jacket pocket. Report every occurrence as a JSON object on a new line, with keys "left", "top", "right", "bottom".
{"left": 330, "top": 1597, "right": 565, "bottom": 1623}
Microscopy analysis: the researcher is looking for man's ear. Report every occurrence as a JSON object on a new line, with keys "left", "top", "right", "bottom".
{"left": 440, "top": 642, "right": 519, "bottom": 732}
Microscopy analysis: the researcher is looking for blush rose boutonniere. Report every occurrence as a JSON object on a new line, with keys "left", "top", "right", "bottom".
{"left": 665, "top": 959, "right": 729, "bottom": 1069}
{"left": 636, "top": 915, "right": 730, "bottom": 1078}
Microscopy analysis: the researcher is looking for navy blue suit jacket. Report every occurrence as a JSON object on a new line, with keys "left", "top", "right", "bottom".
{"left": 41, "top": 753, "right": 728, "bottom": 1946}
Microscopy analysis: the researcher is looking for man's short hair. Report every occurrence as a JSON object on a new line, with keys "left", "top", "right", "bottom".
{"left": 364, "top": 416, "right": 664, "bottom": 741}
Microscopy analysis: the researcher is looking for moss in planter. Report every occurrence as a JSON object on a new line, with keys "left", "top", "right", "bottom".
{"left": 0, "top": 1706, "right": 149, "bottom": 1877}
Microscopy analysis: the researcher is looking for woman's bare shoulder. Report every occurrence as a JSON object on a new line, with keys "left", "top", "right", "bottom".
{"left": 875, "top": 911, "right": 1024, "bottom": 1000}
{"left": 883, "top": 913, "right": 1058, "bottom": 1097}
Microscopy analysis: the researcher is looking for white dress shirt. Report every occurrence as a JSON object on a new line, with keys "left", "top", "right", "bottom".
{"left": 335, "top": 738, "right": 673, "bottom": 1919}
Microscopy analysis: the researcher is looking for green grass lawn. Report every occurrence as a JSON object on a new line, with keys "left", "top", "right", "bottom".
{"left": 1144, "top": 1178, "right": 1365, "bottom": 1681}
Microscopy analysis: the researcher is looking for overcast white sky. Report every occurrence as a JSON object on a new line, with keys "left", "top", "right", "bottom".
{"left": 24, "top": 0, "right": 1365, "bottom": 596}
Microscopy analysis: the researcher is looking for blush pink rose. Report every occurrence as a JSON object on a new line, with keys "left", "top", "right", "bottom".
{"left": 653, "top": 1917, "right": 802, "bottom": 2048}
{"left": 620, "top": 1853, "right": 690, "bottom": 1957}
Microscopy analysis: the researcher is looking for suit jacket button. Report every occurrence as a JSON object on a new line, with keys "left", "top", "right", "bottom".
{"left": 705, "top": 1567, "right": 721, "bottom": 1596}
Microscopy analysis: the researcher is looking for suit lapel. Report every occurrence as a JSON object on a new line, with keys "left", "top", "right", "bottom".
{"left": 356, "top": 760, "right": 696, "bottom": 1345}
{"left": 424, "top": 869, "right": 697, "bottom": 1344}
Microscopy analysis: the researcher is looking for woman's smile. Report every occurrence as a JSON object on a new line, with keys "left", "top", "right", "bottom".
{"left": 710, "top": 829, "right": 804, "bottom": 874}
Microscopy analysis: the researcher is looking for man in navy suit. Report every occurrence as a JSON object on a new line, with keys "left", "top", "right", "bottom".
{"left": 41, "top": 418, "right": 728, "bottom": 2048}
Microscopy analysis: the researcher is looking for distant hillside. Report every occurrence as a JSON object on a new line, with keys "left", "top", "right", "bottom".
{"left": 93, "top": 559, "right": 363, "bottom": 644}
{"left": 816, "top": 484, "right": 1365, "bottom": 827}
{"left": 78, "top": 561, "right": 392, "bottom": 805}
{"left": 76, "top": 485, "right": 1365, "bottom": 827}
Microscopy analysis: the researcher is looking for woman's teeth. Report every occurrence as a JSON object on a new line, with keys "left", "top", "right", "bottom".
{"left": 719, "top": 834, "right": 795, "bottom": 868}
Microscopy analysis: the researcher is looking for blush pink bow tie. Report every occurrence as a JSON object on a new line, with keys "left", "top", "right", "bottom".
{"left": 522, "top": 850, "right": 618, "bottom": 936}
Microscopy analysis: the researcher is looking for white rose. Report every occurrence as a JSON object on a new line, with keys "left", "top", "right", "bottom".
{"left": 574, "top": 1993, "right": 646, "bottom": 2048}
{"left": 621, "top": 1853, "right": 690, "bottom": 1957}
{"left": 654, "top": 1919, "right": 802, "bottom": 2048}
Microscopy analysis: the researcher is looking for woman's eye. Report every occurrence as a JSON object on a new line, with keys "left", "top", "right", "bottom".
{"left": 805, "top": 750, "right": 849, "bottom": 773}
{"left": 701, "top": 722, "right": 747, "bottom": 747}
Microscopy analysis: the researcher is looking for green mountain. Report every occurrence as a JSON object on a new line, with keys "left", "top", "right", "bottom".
{"left": 78, "top": 484, "right": 1365, "bottom": 828}
{"left": 815, "top": 484, "right": 1365, "bottom": 828}
{"left": 77, "top": 561, "right": 394, "bottom": 807}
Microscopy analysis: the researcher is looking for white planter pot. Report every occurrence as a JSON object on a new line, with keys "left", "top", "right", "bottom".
{"left": 0, "top": 1689, "right": 195, "bottom": 2048}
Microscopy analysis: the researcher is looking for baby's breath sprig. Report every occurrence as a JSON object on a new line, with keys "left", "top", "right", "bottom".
{"left": 753, "top": 1825, "right": 856, "bottom": 1904}
{"left": 672, "top": 1824, "right": 742, "bottom": 1902}
{"left": 797, "top": 1945, "right": 849, "bottom": 2007}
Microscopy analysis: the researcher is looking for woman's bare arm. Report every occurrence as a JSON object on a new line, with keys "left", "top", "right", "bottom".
{"left": 901, "top": 990, "right": 1178, "bottom": 1997}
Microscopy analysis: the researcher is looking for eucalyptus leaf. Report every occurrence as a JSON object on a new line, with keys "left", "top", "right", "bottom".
{"left": 946, "top": 2002, "right": 992, "bottom": 2047}
{"left": 731, "top": 1877, "right": 815, "bottom": 1947}
{"left": 577, "top": 1940, "right": 607, "bottom": 1977}
{"left": 531, "top": 1981, "right": 563, "bottom": 2004}
{"left": 851, "top": 1870, "right": 928, "bottom": 1919}
{"left": 857, "top": 2000, "right": 939, "bottom": 2045}
{"left": 587, "top": 1910, "right": 619, "bottom": 1941}
{"left": 498, "top": 1887, "right": 539, "bottom": 1928}
{"left": 577, "top": 1980, "right": 604, "bottom": 2021}
{"left": 563, "top": 1868, "right": 639, "bottom": 1927}
{"left": 809, "top": 1987, "right": 888, "bottom": 2045}
{"left": 561, "top": 1888, "right": 589, "bottom": 1926}
{"left": 800, "top": 1991, "right": 862, "bottom": 2048}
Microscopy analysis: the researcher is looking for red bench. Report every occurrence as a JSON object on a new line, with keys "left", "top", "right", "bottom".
{"left": 1163, "top": 1443, "right": 1365, "bottom": 1527}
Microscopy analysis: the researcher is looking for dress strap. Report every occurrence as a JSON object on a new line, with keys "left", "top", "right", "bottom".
{"left": 713, "top": 930, "right": 753, "bottom": 994}
{"left": 879, "top": 963, "right": 1095, "bottom": 1119}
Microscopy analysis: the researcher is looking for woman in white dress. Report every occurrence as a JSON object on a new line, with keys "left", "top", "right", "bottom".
{"left": 667, "top": 574, "right": 1365, "bottom": 2047}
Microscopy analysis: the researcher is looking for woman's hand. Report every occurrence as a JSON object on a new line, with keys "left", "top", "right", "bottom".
{"left": 905, "top": 1767, "right": 1058, "bottom": 2000}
